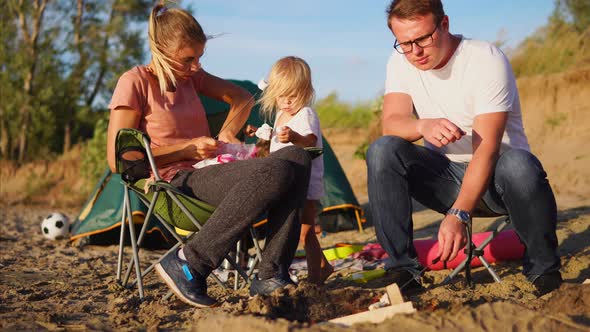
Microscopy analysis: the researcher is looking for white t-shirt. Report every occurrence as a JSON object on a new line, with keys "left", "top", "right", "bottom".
{"left": 270, "top": 107, "right": 324, "bottom": 200}
{"left": 385, "top": 36, "right": 530, "bottom": 162}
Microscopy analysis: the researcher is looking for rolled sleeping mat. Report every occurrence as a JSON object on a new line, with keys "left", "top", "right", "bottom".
{"left": 414, "top": 229, "right": 525, "bottom": 270}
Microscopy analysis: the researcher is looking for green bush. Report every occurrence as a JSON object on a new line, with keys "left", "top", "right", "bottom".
{"left": 315, "top": 93, "right": 375, "bottom": 129}
{"left": 511, "top": 1, "right": 590, "bottom": 77}
{"left": 80, "top": 115, "right": 109, "bottom": 188}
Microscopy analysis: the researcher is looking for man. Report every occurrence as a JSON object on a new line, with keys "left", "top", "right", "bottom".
{"left": 367, "top": 0, "right": 562, "bottom": 296}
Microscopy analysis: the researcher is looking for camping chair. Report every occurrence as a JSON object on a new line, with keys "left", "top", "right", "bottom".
{"left": 441, "top": 204, "right": 512, "bottom": 287}
{"left": 114, "top": 128, "right": 251, "bottom": 300}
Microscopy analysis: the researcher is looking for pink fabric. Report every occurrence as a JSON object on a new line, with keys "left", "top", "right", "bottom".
{"left": 192, "top": 143, "right": 258, "bottom": 169}
{"left": 109, "top": 66, "right": 211, "bottom": 182}
{"left": 216, "top": 154, "right": 237, "bottom": 163}
{"left": 216, "top": 142, "right": 258, "bottom": 160}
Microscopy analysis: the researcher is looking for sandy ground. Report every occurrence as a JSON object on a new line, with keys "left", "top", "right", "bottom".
{"left": 1, "top": 204, "right": 589, "bottom": 331}
{"left": 1, "top": 68, "right": 589, "bottom": 331}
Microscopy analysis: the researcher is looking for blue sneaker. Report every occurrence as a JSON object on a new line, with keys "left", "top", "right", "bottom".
{"left": 249, "top": 276, "right": 293, "bottom": 297}
{"left": 155, "top": 250, "right": 217, "bottom": 308}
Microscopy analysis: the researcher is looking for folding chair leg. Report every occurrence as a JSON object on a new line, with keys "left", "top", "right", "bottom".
{"left": 479, "top": 256, "right": 501, "bottom": 282}
{"left": 122, "top": 191, "right": 160, "bottom": 286}
{"left": 116, "top": 191, "right": 128, "bottom": 283}
{"left": 234, "top": 240, "right": 241, "bottom": 290}
{"left": 442, "top": 217, "right": 511, "bottom": 286}
{"left": 247, "top": 226, "right": 264, "bottom": 279}
{"left": 442, "top": 259, "right": 467, "bottom": 284}
{"left": 163, "top": 290, "right": 174, "bottom": 301}
{"left": 124, "top": 188, "right": 145, "bottom": 300}
{"left": 355, "top": 209, "right": 364, "bottom": 232}
{"left": 128, "top": 241, "right": 181, "bottom": 288}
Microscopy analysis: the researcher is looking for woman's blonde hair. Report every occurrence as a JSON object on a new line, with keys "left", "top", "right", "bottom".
{"left": 259, "top": 56, "right": 315, "bottom": 121}
{"left": 148, "top": 3, "right": 207, "bottom": 93}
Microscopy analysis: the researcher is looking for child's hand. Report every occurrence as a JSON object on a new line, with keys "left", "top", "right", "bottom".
{"left": 244, "top": 125, "right": 258, "bottom": 137}
{"left": 277, "top": 126, "right": 299, "bottom": 143}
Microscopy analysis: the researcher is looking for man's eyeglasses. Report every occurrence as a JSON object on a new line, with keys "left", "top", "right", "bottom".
{"left": 394, "top": 23, "right": 440, "bottom": 54}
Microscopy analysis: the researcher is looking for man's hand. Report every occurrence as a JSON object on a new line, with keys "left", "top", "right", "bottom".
{"left": 436, "top": 215, "right": 468, "bottom": 262}
{"left": 417, "top": 118, "right": 466, "bottom": 147}
{"left": 277, "top": 126, "right": 300, "bottom": 144}
{"left": 185, "top": 137, "right": 218, "bottom": 159}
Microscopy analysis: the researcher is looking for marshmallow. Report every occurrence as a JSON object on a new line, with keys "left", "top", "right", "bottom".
{"left": 255, "top": 123, "right": 273, "bottom": 140}
{"left": 257, "top": 78, "right": 268, "bottom": 91}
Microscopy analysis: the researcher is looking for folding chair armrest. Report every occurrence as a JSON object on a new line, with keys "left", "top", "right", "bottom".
{"left": 149, "top": 180, "right": 186, "bottom": 196}
{"left": 304, "top": 147, "right": 323, "bottom": 160}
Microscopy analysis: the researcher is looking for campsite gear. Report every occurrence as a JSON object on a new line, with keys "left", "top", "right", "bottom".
{"left": 114, "top": 128, "right": 250, "bottom": 300}
{"left": 70, "top": 169, "right": 173, "bottom": 247}
{"left": 415, "top": 227, "right": 524, "bottom": 270}
{"left": 70, "top": 80, "right": 363, "bottom": 244}
{"left": 442, "top": 217, "right": 513, "bottom": 287}
{"left": 346, "top": 268, "right": 386, "bottom": 283}
{"left": 323, "top": 245, "right": 364, "bottom": 261}
{"left": 294, "top": 244, "right": 363, "bottom": 260}
{"left": 348, "top": 228, "right": 524, "bottom": 271}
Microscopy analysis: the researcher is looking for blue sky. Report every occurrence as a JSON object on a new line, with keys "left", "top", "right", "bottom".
{"left": 183, "top": 1, "right": 555, "bottom": 103}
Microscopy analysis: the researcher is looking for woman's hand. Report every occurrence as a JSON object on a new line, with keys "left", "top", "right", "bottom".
{"left": 217, "top": 132, "right": 240, "bottom": 144}
{"left": 417, "top": 118, "right": 466, "bottom": 148}
{"left": 184, "top": 136, "right": 218, "bottom": 160}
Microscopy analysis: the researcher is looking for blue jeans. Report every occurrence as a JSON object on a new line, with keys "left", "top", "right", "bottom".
{"left": 366, "top": 136, "right": 560, "bottom": 281}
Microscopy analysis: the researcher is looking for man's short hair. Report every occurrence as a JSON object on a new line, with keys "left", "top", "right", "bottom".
{"left": 386, "top": 0, "right": 445, "bottom": 29}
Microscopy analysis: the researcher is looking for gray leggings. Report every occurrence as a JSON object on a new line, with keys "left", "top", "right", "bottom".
{"left": 171, "top": 145, "right": 311, "bottom": 279}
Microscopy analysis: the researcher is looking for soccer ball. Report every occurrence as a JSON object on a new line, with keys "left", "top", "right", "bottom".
{"left": 41, "top": 212, "right": 70, "bottom": 240}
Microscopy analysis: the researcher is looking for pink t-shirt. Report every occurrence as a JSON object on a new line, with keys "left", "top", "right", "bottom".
{"left": 109, "top": 65, "right": 211, "bottom": 182}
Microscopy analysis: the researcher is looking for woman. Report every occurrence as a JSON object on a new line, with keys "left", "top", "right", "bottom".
{"left": 106, "top": 4, "right": 310, "bottom": 308}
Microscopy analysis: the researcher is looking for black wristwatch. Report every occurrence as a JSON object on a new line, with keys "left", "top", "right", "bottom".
{"left": 447, "top": 208, "right": 471, "bottom": 225}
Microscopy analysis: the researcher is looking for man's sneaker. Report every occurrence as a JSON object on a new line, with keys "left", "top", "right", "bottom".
{"left": 533, "top": 271, "right": 562, "bottom": 296}
{"left": 155, "top": 250, "right": 217, "bottom": 308}
{"left": 386, "top": 269, "right": 424, "bottom": 292}
{"left": 249, "top": 276, "right": 292, "bottom": 297}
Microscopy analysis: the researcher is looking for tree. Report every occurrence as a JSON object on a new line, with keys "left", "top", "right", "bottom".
{"left": 557, "top": 0, "right": 590, "bottom": 33}
{"left": 4, "top": 0, "right": 50, "bottom": 163}
{"left": 1, "top": 0, "right": 150, "bottom": 162}
{"left": 57, "top": 0, "right": 149, "bottom": 153}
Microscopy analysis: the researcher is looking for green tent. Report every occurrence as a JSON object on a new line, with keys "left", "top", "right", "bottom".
{"left": 70, "top": 80, "right": 363, "bottom": 244}
{"left": 70, "top": 168, "right": 174, "bottom": 246}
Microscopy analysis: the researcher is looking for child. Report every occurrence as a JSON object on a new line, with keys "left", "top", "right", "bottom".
{"left": 255, "top": 56, "right": 333, "bottom": 284}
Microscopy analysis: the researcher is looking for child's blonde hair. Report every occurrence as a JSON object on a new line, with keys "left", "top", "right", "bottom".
{"left": 148, "top": 2, "right": 207, "bottom": 93}
{"left": 259, "top": 56, "right": 315, "bottom": 121}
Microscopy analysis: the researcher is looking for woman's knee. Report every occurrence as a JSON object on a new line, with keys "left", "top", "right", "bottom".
{"left": 254, "top": 157, "right": 296, "bottom": 192}
{"left": 270, "top": 145, "right": 311, "bottom": 169}
{"left": 366, "top": 136, "right": 411, "bottom": 171}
